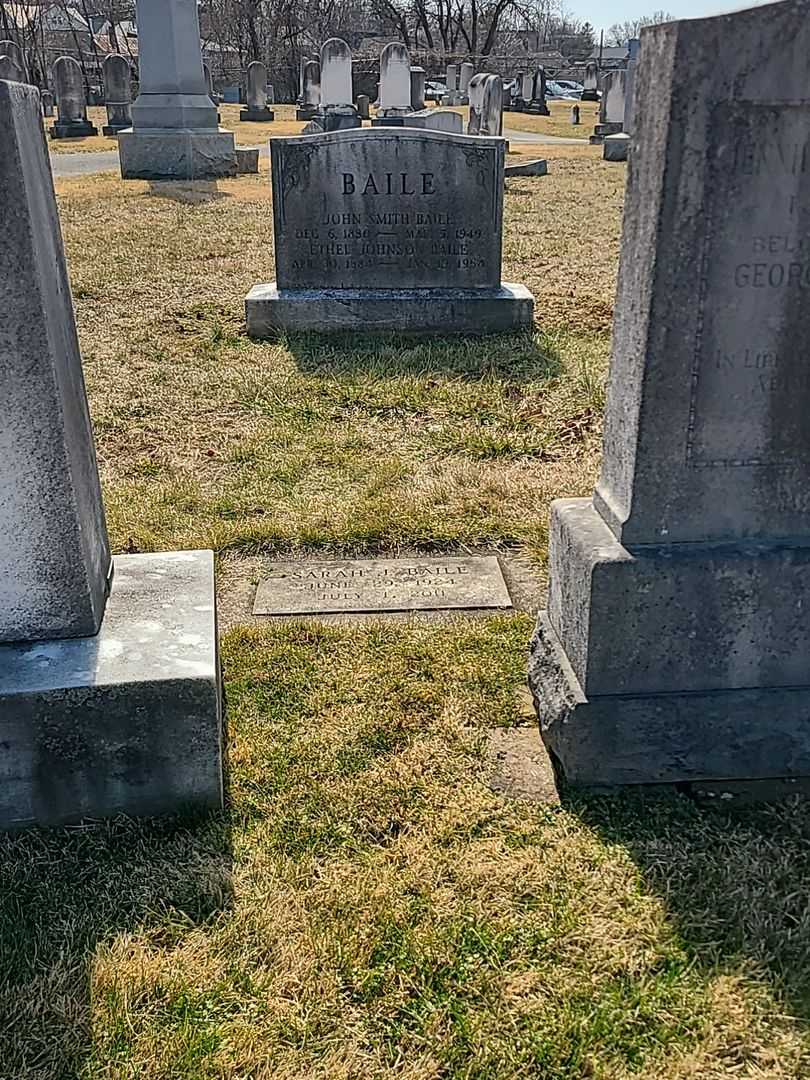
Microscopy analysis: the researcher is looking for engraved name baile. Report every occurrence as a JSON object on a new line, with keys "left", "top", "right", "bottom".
{"left": 270, "top": 130, "right": 504, "bottom": 291}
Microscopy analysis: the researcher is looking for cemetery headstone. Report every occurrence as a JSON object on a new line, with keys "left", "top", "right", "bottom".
{"left": 520, "top": 72, "right": 533, "bottom": 109}
{"left": 410, "top": 66, "right": 425, "bottom": 111}
{"left": 304, "top": 38, "right": 360, "bottom": 132}
{"left": 0, "top": 80, "right": 222, "bottom": 827}
{"left": 41, "top": 89, "right": 54, "bottom": 117}
{"left": 458, "top": 61, "right": 474, "bottom": 103}
{"left": 0, "top": 39, "right": 23, "bottom": 74}
{"left": 528, "top": 66, "right": 550, "bottom": 115}
{"left": 0, "top": 54, "right": 23, "bottom": 83}
{"left": 297, "top": 59, "right": 320, "bottom": 119}
{"left": 480, "top": 73, "right": 503, "bottom": 137}
{"left": 102, "top": 53, "right": 132, "bottom": 135}
{"left": 581, "top": 60, "right": 599, "bottom": 101}
{"left": 373, "top": 41, "right": 412, "bottom": 124}
{"left": 404, "top": 108, "right": 463, "bottom": 133}
{"left": 266, "top": 83, "right": 275, "bottom": 103}
{"left": 467, "top": 72, "right": 488, "bottom": 134}
{"left": 529, "top": 0, "right": 810, "bottom": 787}
{"left": 245, "top": 127, "right": 533, "bottom": 335}
{"left": 241, "top": 60, "right": 274, "bottom": 121}
{"left": 356, "top": 93, "right": 370, "bottom": 119}
{"left": 590, "top": 69, "right": 625, "bottom": 143}
{"left": 51, "top": 55, "right": 97, "bottom": 138}
{"left": 571, "top": 103, "right": 580, "bottom": 125}
{"left": 443, "top": 62, "right": 457, "bottom": 105}
{"left": 119, "top": 0, "right": 236, "bottom": 179}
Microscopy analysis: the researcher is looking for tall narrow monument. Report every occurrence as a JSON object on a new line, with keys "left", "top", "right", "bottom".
{"left": 0, "top": 81, "right": 222, "bottom": 827}
{"left": 529, "top": 0, "right": 810, "bottom": 787}
{"left": 118, "top": 0, "right": 235, "bottom": 179}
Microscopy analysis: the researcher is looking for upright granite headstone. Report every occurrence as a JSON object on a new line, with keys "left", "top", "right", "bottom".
{"left": 305, "top": 38, "right": 360, "bottom": 131}
{"left": 241, "top": 60, "right": 274, "bottom": 121}
{"left": 377, "top": 42, "right": 411, "bottom": 115}
{"left": 528, "top": 67, "right": 550, "bottom": 115}
{"left": 520, "top": 72, "right": 533, "bottom": 108}
{"left": 529, "top": 0, "right": 810, "bottom": 787}
{"left": 590, "top": 69, "right": 625, "bottom": 143}
{"left": 51, "top": 55, "right": 97, "bottom": 138}
{"left": 480, "top": 73, "right": 503, "bottom": 137}
{"left": 297, "top": 59, "right": 320, "bottom": 119}
{"left": 246, "top": 127, "right": 533, "bottom": 335}
{"left": 0, "top": 80, "right": 222, "bottom": 827}
{"left": 102, "top": 53, "right": 132, "bottom": 135}
{"left": 623, "top": 37, "right": 640, "bottom": 134}
{"left": 581, "top": 60, "right": 599, "bottom": 101}
{"left": 356, "top": 93, "right": 370, "bottom": 119}
{"left": 0, "top": 40, "right": 23, "bottom": 74}
{"left": 458, "top": 61, "right": 474, "bottom": 103}
{"left": 41, "top": 89, "right": 54, "bottom": 117}
{"left": 410, "top": 66, "right": 425, "bottom": 111}
{"left": 0, "top": 54, "right": 23, "bottom": 83}
{"left": 119, "top": 0, "right": 236, "bottom": 179}
{"left": 406, "top": 108, "right": 463, "bottom": 133}
{"left": 467, "top": 72, "right": 488, "bottom": 134}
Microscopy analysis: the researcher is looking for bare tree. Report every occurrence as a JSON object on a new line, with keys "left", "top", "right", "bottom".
{"left": 608, "top": 10, "right": 674, "bottom": 45}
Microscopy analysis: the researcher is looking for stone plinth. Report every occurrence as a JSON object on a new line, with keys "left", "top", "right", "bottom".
{"left": 247, "top": 127, "right": 533, "bottom": 336}
{"left": 0, "top": 551, "right": 223, "bottom": 828}
{"left": 240, "top": 107, "right": 274, "bottom": 121}
{"left": 118, "top": 127, "right": 237, "bottom": 178}
{"left": 246, "top": 282, "right": 534, "bottom": 336}
{"left": 529, "top": 0, "right": 810, "bottom": 788}
{"left": 603, "top": 133, "right": 630, "bottom": 160}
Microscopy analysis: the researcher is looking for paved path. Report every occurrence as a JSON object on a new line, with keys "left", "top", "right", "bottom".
{"left": 50, "top": 130, "right": 585, "bottom": 178}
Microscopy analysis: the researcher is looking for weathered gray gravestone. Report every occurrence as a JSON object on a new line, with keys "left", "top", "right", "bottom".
{"left": 0, "top": 55, "right": 23, "bottom": 83}
{"left": 528, "top": 67, "right": 550, "bottom": 116}
{"left": 467, "top": 72, "right": 488, "bottom": 134}
{"left": 0, "top": 40, "right": 23, "bottom": 74}
{"left": 41, "top": 89, "right": 54, "bottom": 117}
{"left": 590, "top": 69, "right": 625, "bottom": 143}
{"left": 623, "top": 37, "right": 640, "bottom": 134}
{"left": 304, "top": 38, "right": 360, "bottom": 132}
{"left": 297, "top": 59, "right": 320, "bottom": 119}
{"left": 458, "top": 61, "right": 474, "bottom": 103}
{"left": 582, "top": 60, "right": 599, "bottom": 101}
{"left": 403, "top": 108, "right": 463, "bottom": 133}
{"left": 520, "top": 72, "right": 533, "bottom": 109}
{"left": 241, "top": 60, "right": 274, "bottom": 121}
{"left": 356, "top": 93, "right": 370, "bottom": 119}
{"left": 0, "top": 81, "right": 222, "bottom": 827}
{"left": 51, "top": 55, "right": 97, "bottom": 138}
{"left": 480, "top": 73, "right": 503, "bottom": 137}
{"left": 102, "top": 53, "right": 132, "bottom": 135}
{"left": 529, "top": 0, "right": 810, "bottom": 787}
{"left": 245, "top": 127, "right": 533, "bottom": 335}
{"left": 410, "top": 66, "right": 425, "bottom": 111}
{"left": 377, "top": 42, "right": 411, "bottom": 115}
{"left": 118, "top": 0, "right": 236, "bottom": 179}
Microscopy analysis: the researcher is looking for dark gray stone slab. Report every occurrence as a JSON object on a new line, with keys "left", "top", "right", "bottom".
{"left": 245, "top": 282, "right": 533, "bottom": 336}
{"left": 253, "top": 556, "right": 512, "bottom": 616}
{"left": 0, "top": 550, "right": 223, "bottom": 828}
{"left": 270, "top": 127, "right": 505, "bottom": 291}
{"left": 504, "top": 157, "right": 547, "bottom": 177}
{"left": 0, "top": 81, "right": 110, "bottom": 642}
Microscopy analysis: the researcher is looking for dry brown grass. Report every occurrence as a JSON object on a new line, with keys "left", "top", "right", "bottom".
{"left": 52, "top": 153, "right": 620, "bottom": 559}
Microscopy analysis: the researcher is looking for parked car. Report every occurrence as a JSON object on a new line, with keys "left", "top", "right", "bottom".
{"left": 546, "top": 80, "right": 581, "bottom": 99}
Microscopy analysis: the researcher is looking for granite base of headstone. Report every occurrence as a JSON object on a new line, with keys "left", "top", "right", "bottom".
{"left": 246, "top": 127, "right": 533, "bottom": 336}
{"left": 51, "top": 117, "right": 98, "bottom": 139}
{"left": 302, "top": 106, "right": 362, "bottom": 133}
{"left": 603, "top": 133, "right": 629, "bottom": 161}
{"left": 119, "top": 127, "right": 237, "bottom": 178}
{"left": 404, "top": 108, "right": 463, "bottom": 133}
{"left": 504, "top": 157, "right": 547, "bottom": 177}
{"left": 529, "top": 0, "right": 810, "bottom": 788}
{"left": 1, "top": 80, "right": 223, "bottom": 828}
{"left": 235, "top": 145, "right": 260, "bottom": 172}
{"left": 296, "top": 106, "right": 318, "bottom": 120}
{"left": 240, "top": 106, "right": 274, "bottom": 121}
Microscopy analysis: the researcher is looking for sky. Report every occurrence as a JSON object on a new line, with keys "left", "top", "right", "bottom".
{"left": 576, "top": 0, "right": 773, "bottom": 36}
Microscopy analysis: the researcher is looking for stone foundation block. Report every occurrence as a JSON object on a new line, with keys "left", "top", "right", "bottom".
{"left": 245, "top": 282, "right": 534, "bottom": 337}
{"left": 603, "top": 133, "right": 630, "bottom": 160}
{"left": 50, "top": 120, "right": 97, "bottom": 139}
{"left": 240, "top": 108, "right": 274, "bottom": 122}
{"left": 0, "top": 550, "right": 223, "bottom": 828}
{"left": 118, "top": 127, "right": 236, "bottom": 179}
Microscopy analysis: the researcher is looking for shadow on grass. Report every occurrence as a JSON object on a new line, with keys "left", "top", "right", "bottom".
{"left": 568, "top": 788, "right": 810, "bottom": 1021}
{"left": 0, "top": 810, "right": 233, "bottom": 1076}
{"left": 147, "top": 180, "right": 231, "bottom": 203}
{"left": 284, "top": 329, "right": 564, "bottom": 384}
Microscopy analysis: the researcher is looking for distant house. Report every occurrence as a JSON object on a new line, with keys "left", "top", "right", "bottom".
{"left": 589, "top": 44, "right": 629, "bottom": 68}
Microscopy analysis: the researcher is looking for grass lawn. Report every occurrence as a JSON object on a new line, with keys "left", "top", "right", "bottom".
{"left": 0, "top": 146, "right": 808, "bottom": 1078}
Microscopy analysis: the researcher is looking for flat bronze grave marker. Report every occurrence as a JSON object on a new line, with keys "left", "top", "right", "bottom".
{"left": 253, "top": 556, "right": 512, "bottom": 616}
